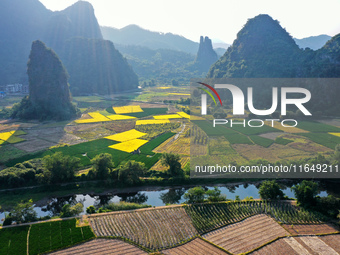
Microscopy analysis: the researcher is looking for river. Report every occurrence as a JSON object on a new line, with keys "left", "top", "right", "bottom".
{"left": 0, "top": 181, "right": 331, "bottom": 222}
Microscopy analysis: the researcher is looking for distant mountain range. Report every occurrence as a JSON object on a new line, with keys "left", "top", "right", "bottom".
{"left": 101, "top": 25, "right": 200, "bottom": 55}
{"left": 0, "top": 0, "right": 138, "bottom": 95}
{"left": 0, "top": 0, "right": 336, "bottom": 91}
{"left": 294, "top": 35, "right": 332, "bottom": 50}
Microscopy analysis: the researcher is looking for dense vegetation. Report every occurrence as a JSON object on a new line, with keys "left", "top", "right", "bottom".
{"left": 208, "top": 14, "right": 340, "bottom": 79}
{"left": 0, "top": 146, "right": 183, "bottom": 189}
{"left": 115, "top": 44, "right": 202, "bottom": 84}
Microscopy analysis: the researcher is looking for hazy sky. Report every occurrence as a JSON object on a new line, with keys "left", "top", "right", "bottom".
{"left": 39, "top": 0, "right": 340, "bottom": 44}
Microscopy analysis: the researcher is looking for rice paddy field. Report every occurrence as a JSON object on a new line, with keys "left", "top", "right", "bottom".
{"left": 2, "top": 94, "right": 340, "bottom": 172}
{"left": 0, "top": 201, "right": 339, "bottom": 255}
{"left": 191, "top": 118, "right": 340, "bottom": 163}
{"left": 2, "top": 89, "right": 340, "bottom": 173}
{"left": 0, "top": 102, "right": 185, "bottom": 171}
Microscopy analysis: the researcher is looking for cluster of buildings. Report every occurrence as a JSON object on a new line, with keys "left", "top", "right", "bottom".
{"left": 0, "top": 83, "right": 29, "bottom": 98}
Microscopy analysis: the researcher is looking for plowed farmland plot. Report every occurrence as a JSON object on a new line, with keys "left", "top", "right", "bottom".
{"left": 88, "top": 206, "right": 198, "bottom": 250}
{"left": 319, "top": 234, "right": 340, "bottom": 253}
{"left": 296, "top": 236, "right": 340, "bottom": 255}
{"left": 283, "top": 223, "right": 339, "bottom": 235}
{"left": 161, "top": 238, "right": 227, "bottom": 255}
{"left": 203, "top": 214, "right": 289, "bottom": 254}
{"left": 49, "top": 239, "right": 147, "bottom": 255}
{"left": 255, "top": 236, "right": 340, "bottom": 255}
{"left": 250, "top": 238, "right": 300, "bottom": 255}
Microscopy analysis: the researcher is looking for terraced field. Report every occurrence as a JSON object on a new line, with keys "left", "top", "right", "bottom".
{"left": 49, "top": 239, "right": 147, "bottom": 255}
{"left": 184, "top": 201, "right": 323, "bottom": 235}
{"left": 203, "top": 214, "right": 289, "bottom": 254}
{"left": 251, "top": 235, "right": 340, "bottom": 254}
{"left": 283, "top": 223, "right": 339, "bottom": 235}
{"left": 162, "top": 238, "right": 228, "bottom": 255}
{"left": 1, "top": 201, "right": 338, "bottom": 254}
{"left": 89, "top": 206, "right": 198, "bottom": 250}
{"left": 319, "top": 234, "right": 340, "bottom": 253}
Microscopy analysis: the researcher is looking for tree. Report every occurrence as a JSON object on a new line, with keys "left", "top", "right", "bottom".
{"left": 60, "top": 203, "right": 84, "bottom": 218}
{"left": 161, "top": 153, "right": 183, "bottom": 176}
{"left": 206, "top": 187, "right": 227, "bottom": 202}
{"left": 258, "top": 180, "right": 284, "bottom": 200}
{"left": 332, "top": 144, "right": 340, "bottom": 163}
{"left": 118, "top": 161, "right": 146, "bottom": 185}
{"left": 292, "top": 180, "right": 318, "bottom": 207}
{"left": 11, "top": 199, "right": 37, "bottom": 224}
{"left": 43, "top": 152, "right": 80, "bottom": 183}
{"left": 86, "top": 205, "right": 96, "bottom": 214}
{"left": 159, "top": 188, "right": 185, "bottom": 205}
{"left": 91, "top": 153, "right": 114, "bottom": 179}
{"left": 183, "top": 186, "right": 205, "bottom": 203}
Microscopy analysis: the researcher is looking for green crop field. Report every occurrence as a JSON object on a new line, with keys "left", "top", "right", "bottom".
{"left": 0, "top": 226, "right": 29, "bottom": 255}
{"left": 192, "top": 120, "right": 238, "bottom": 136}
{"left": 139, "top": 132, "right": 176, "bottom": 155}
{"left": 127, "top": 153, "right": 162, "bottom": 169}
{"left": 275, "top": 136, "right": 293, "bottom": 145}
{"left": 29, "top": 219, "right": 94, "bottom": 255}
{"left": 225, "top": 133, "right": 253, "bottom": 144}
{"left": 105, "top": 107, "right": 168, "bottom": 118}
{"left": 51, "top": 139, "right": 117, "bottom": 155}
{"left": 230, "top": 124, "right": 282, "bottom": 135}
{"left": 300, "top": 133, "right": 340, "bottom": 149}
{"left": 5, "top": 150, "right": 53, "bottom": 167}
{"left": 297, "top": 121, "right": 340, "bottom": 132}
{"left": 249, "top": 135, "right": 274, "bottom": 147}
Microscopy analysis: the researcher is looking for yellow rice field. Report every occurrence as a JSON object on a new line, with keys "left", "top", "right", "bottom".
{"left": 190, "top": 115, "right": 205, "bottom": 120}
{"left": 104, "top": 129, "right": 146, "bottom": 142}
{"left": 154, "top": 114, "right": 183, "bottom": 119}
{"left": 75, "top": 112, "right": 111, "bottom": 123}
{"left": 151, "top": 156, "right": 190, "bottom": 171}
{"left": 167, "top": 93, "right": 190, "bottom": 96}
{"left": 177, "top": 112, "right": 190, "bottom": 119}
{"left": 0, "top": 131, "right": 14, "bottom": 141}
{"left": 109, "top": 139, "right": 148, "bottom": 153}
{"left": 157, "top": 86, "right": 171, "bottom": 89}
{"left": 113, "top": 105, "right": 143, "bottom": 114}
{"left": 264, "top": 121, "right": 308, "bottom": 133}
{"left": 329, "top": 132, "right": 340, "bottom": 137}
{"left": 106, "top": 115, "right": 136, "bottom": 120}
{"left": 136, "top": 119, "right": 170, "bottom": 125}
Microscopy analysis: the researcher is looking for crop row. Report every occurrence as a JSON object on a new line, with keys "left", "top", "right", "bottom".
{"left": 0, "top": 219, "right": 94, "bottom": 255}
{"left": 184, "top": 201, "right": 324, "bottom": 234}
{"left": 0, "top": 225, "right": 29, "bottom": 255}
{"left": 29, "top": 219, "right": 95, "bottom": 255}
{"left": 89, "top": 207, "right": 198, "bottom": 250}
